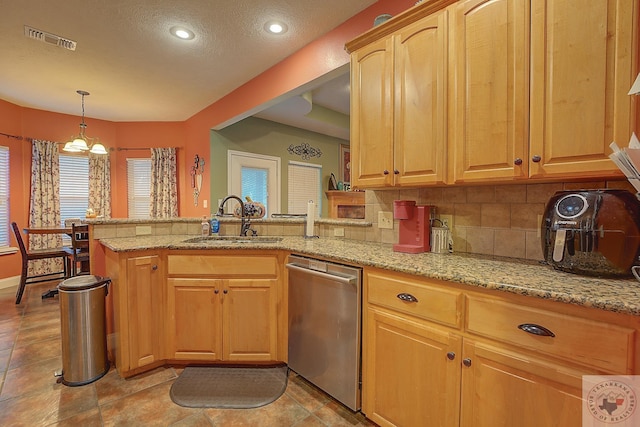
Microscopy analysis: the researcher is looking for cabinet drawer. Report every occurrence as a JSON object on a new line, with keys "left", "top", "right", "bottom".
{"left": 367, "top": 271, "right": 462, "bottom": 328}
{"left": 168, "top": 255, "right": 278, "bottom": 277}
{"left": 466, "top": 295, "right": 634, "bottom": 372}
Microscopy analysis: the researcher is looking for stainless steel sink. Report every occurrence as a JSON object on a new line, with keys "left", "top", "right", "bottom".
{"left": 182, "top": 236, "right": 283, "bottom": 244}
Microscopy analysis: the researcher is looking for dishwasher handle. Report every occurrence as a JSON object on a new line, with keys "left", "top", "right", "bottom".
{"left": 286, "top": 263, "right": 357, "bottom": 285}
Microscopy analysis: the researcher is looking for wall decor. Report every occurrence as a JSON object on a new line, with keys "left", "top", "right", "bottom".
{"left": 340, "top": 144, "right": 351, "bottom": 184}
{"left": 288, "top": 142, "right": 322, "bottom": 160}
{"left": 191, "top": 154, "right": 205, "bottom": 206}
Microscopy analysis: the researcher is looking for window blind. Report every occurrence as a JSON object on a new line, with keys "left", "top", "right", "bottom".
{"left": 288, "top": 161, "right": 321, "bottom": 215}
{"left": 127, "top": 158, "right": 151, "bottom": 219}
{"left": 0, "top": 147, "right": 9, "bottom": 247}
{"left": 241, "top": 166, "right": 269, "bottom": 215}
{"left": 59, "top": 154, "right": 89, "bottom": 226}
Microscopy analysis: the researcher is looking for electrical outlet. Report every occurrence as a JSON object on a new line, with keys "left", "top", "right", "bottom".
{"left": 439, "top": 214, "right": 453, "bottom": 228}
{"left": 378, "top": 211, "right": 393, "bottom": 229}
{"left": 334, "top": 227, "right": 345, "bottom": 237}
{"left": 203, "top": 199, "right": 208, "bottom": 208}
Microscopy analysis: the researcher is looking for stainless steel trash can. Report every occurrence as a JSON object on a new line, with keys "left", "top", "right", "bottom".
{"left": 57, "top": 275, "right": 111, "bottom": 386}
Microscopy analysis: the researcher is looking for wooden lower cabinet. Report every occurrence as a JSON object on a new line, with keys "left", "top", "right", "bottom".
{"left": 106, "top": 249, "right": 165, "bottom": 376}
{"left": 166, "top": 277, "right": 278, "bottom": 361}
{"left": 362, "top": 268, "right": 638, "bottom": 427}
{"left": 460, "top": 340, "right": 584, "bottom": 427}
{"left": 363, "top": 307, "right": 462, "bottom": 427}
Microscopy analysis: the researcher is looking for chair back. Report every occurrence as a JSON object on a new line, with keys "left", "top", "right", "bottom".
{"left": 11, "top": 222, "right": 28, "bottom": 257}
{"left": 71, "top": 223, "right": 90, "bottom": 252}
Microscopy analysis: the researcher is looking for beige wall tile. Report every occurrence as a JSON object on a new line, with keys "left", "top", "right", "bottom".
{"left": 493, "top": 229, "right": 526, "bottom": 259}
{"left": 510, "top": 203, "right": 544, "bottom": 230}
{"left": 525, "top": 230, "right": 544, "bottom": 261}
{"left": 155, "top": 223, "right": 172, "bottom": 235}
{"left": 562, "top": 181, "right": 605, "bottom": 190}
{"left": 465, "top": 227, "right": 494, "bottom": 255}
{"left": 115, "top": 225, "right": 136, "bottom": 238}
{"left": 451, "top": 227, "right": 467, "bottom": 253}
{"left": 454, "top": 204, "right": 481, "bottom": 227}
{"left": 481, "top": 204, "right": 510, "bottom": 228}
{"left": 606, "top": 179, "right": 636, "bottom": 191}
{"left": 419, "top": 187, "right": 444, "bottom": 204}
{"left": 495, "top": 184, "right": 526, "bottom": 203}
{"left": 526, "top": 183, "right": 563, "bottom": 203}
{"left": 467, "top": 186, "right": 495, "bottom": 203}
{"left": 442, "top": 186, "right": 467, "bottom": 203}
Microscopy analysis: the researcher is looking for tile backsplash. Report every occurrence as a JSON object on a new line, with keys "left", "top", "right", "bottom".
{"left": 363, "top": 179, "right": 636, "bottom": 261}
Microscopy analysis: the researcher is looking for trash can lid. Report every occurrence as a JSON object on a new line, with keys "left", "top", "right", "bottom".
{"left": 57, "top": 275, "right": 111, "bottom": 291}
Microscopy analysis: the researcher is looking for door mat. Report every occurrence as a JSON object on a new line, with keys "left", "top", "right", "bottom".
{"left": 170, "top": 363, "right": 289, "bottom": 409}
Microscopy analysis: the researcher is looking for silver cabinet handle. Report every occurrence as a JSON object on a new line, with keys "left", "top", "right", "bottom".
{"left": 397, "top": 293, "right": 418, "bottom": 303}
{"left": 518, "top": 323, "right": 555, "bottom": 337}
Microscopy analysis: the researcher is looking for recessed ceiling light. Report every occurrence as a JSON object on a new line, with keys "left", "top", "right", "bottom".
{"left": 170, "top": 26, "right": 195, "bottom": 40}
{"left": 264, "top": 21, "right": 288, "bottom": 35}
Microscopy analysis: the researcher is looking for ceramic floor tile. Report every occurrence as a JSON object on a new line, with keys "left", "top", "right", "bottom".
{"left": 14, "top": 320, "right": 61, "bottom": 348}
{"left": 168, "top": 412, "right": 213, "bottom": 427}
{"left": 50, "top": 408, "right": 103, "bottom": 427}
{"left": 96, "top": 366, "right": 178, "bottom": 405}
{"left": 286, "top": 372, "right": 332, "bottom": 413}
{"left": 8, "top": 335, "right": 61, "bottom": 369}
{"left": 100, "top": 381, "right": 197, "bottom": 426}
{"left": 0, "top": 380, "right": 98, "bottom": 426}
{"left": 313, "top": 400, "right": 376, "bottom": 426}
{"left": 0, "top": 355, "right": 63, "bottom": 401}
{"left": 204, "top": 393, "right": 311, "bottom": 427}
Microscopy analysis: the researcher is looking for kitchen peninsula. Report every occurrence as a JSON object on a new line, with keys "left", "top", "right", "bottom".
{"left": 94, "top": 217, "right": 640, "bottom": 427}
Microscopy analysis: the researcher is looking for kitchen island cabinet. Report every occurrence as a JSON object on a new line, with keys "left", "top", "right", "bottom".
{"left": 105, "top": 249, "right": 165, "bottom": 377}
{"left": 362, "top": 268, "right": 639, "bottom": 427}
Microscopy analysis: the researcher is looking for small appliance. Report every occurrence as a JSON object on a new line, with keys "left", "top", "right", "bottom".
{"left": 541, "top": 189, "right": 640, "bottom": 277}
{"left": 393, "top": 200, "right": 433, "bottom": 253}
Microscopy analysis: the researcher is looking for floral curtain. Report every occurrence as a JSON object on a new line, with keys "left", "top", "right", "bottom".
{"left": 89, "top": 152, "right": 111, "bottom": 219}
{"left": 150, "top": 147, "right": 178, "bottom": 218}
{"left": 28, "top": 140, "right": 63, "bottom": 275}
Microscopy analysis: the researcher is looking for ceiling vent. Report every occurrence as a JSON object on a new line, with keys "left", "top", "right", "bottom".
{"left": 24, "top": 25, "right": 76, "bottom": 51}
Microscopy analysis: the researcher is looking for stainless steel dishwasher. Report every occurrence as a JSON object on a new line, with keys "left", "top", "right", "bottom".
{"left": 286, "top": 255, "right": 362, "bottom": 411}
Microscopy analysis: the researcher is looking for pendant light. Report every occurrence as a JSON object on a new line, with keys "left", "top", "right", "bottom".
{"left": 64, "top": 90, "right": 108, "bottom": 155}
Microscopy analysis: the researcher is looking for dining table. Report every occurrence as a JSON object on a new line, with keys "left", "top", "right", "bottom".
{"left": 23, "top": 226, "right": 72, "bottom": 235}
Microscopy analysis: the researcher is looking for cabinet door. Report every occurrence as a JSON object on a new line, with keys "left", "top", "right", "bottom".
{"left": 350, "top": 36, "right": 394, "bottom": 188}
{"left": 529, "top": 0, "right": 635, "bottom": 178}
{"left": 223, "top": 279, "right": 278, "bottom": 361}
{"left": 450, "top": 0, "right": 529, "bottom": 183}
{"left": 394, "top": 9, "right": 448, "bottom": 186}
{"left": 363, "top": 307, "right": 461, "bottom": 427}
{"left": 126, "top": 255, "right": 164, "bottom": 369}
{"left": 166, "top": 278, "right": 222, "bottom": 361}
{"left": 460, "top": 340, "right": 585, "bottom": 427}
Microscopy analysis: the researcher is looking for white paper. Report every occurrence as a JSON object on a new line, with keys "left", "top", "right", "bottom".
{"left": 306, "top": 200, "right": 315, "bottom": 237}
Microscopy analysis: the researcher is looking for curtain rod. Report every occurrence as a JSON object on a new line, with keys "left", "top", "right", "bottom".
{"left": 115, "top": 147, "right": 182, "bottom": 151}
{"left": 0, "top": 132, "right": 33, "bottom": 142}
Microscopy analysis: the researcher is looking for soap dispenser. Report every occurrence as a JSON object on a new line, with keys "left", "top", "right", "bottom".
{"left": 201, "top": 216, "right": 210, "bottom": 236}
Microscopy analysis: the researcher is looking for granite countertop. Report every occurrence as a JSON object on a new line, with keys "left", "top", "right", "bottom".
{"left": 99, "top": 234, "right": 640, "bottom": 316}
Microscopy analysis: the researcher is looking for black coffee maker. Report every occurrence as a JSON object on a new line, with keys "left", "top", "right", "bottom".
{"left": 541, "top": 189, "right": 640, "bottom": 277}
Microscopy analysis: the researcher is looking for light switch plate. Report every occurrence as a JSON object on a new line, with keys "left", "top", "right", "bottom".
{"left": 439, "top": 214, "right": 453, "bottom": 228}
{"left": 378, "top": 211, "right": 393, "bottom": 229}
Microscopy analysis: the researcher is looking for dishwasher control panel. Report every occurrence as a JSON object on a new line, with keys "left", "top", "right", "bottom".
{"left": 308, "top": 259, "right": 328, "bottom": 272}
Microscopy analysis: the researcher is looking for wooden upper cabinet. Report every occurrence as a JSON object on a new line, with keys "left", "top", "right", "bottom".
{"left": 350, "top": 36, "right": 394, "bottom": 188}
{"left": 449, "top": 0, "right": 530, "bottom": 183}
{"left": 350, "top": 10, "right": 448, "bottom": 189}
{"left": 528, "top": 0, "right": 636, "bottom": 179}
{"left": 394, "top": 10, "right": 448, "bottom": 186}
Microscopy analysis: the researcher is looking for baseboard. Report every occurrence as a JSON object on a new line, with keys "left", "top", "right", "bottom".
{"left": 0, "top": 276, "right": 19, "bottom": 290}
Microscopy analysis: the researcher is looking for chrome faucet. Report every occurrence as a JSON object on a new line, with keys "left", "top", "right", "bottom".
{"left": 217, "top": 195, "right": 253, "bottom": 236}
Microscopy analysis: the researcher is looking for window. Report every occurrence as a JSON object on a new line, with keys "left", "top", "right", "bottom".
{"left": 288, "top": 161, "right": 322, "bottom": 216}
{"left": 228, "top": 150, "right": 280, "bottom": 216}
{"left": 127, "top": 158, "right": 151, "bottom": 219}
{"left": 0, "top": 146, "right": 9, "bottom": 247}
{"left": 59, "top": 154, "right": 89, "bottom": 225}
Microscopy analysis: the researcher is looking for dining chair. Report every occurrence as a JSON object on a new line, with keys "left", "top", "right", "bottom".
{"left": 64, "top": 223, "right": 90, "bottom": 276}
{"left": 11, "top": 222, "right": 70, "bottom": 305}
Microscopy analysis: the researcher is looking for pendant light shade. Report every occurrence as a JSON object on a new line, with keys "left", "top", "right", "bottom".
{"left": 63, "top": 90, "right": 108, "bottom": 155}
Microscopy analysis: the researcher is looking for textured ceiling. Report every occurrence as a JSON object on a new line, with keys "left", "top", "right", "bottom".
{"left": 0, "top": 0, "right": 375, "bottom": 125}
